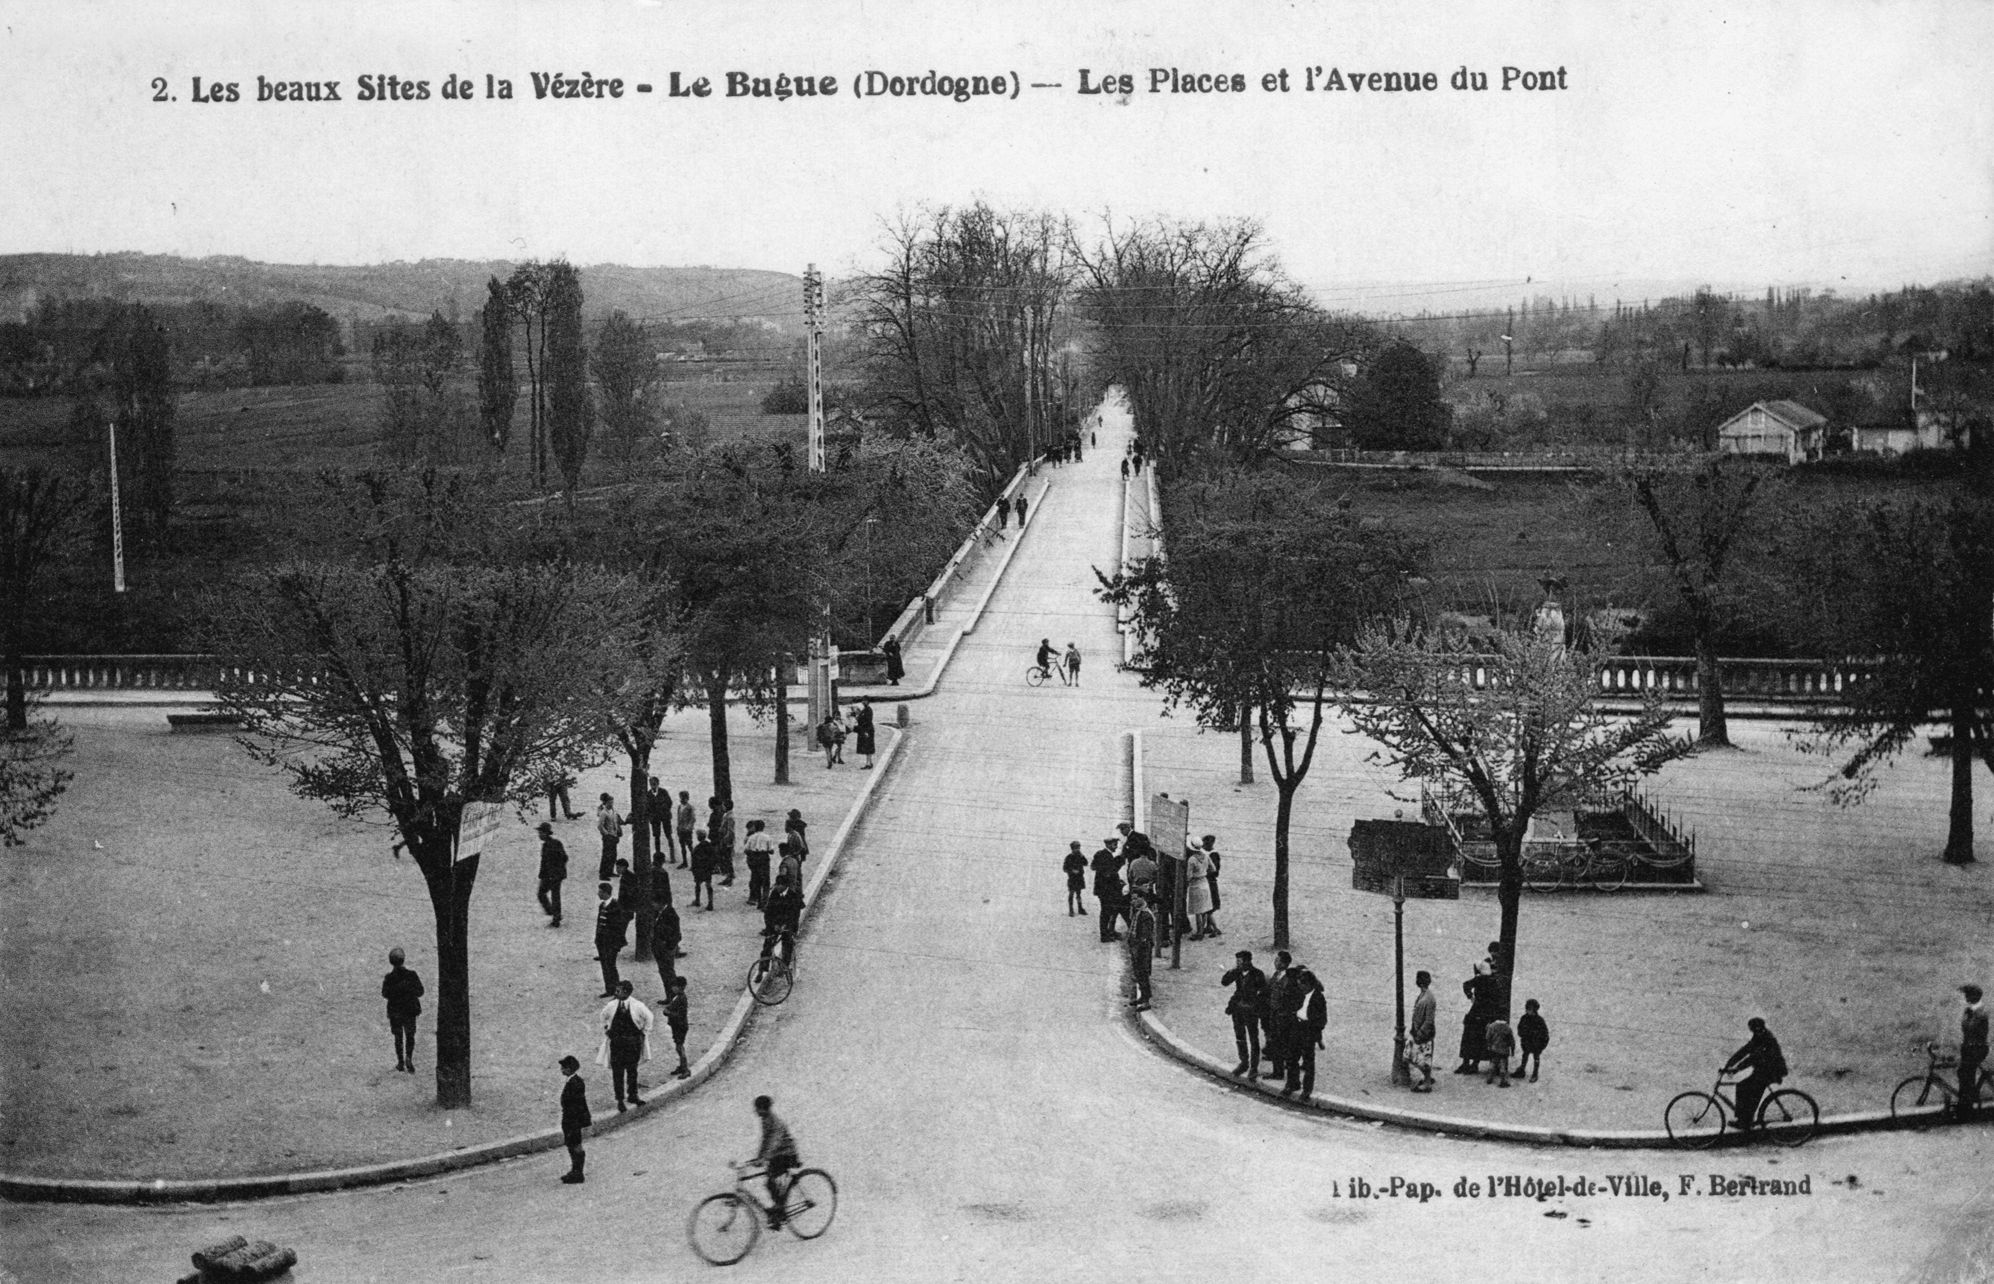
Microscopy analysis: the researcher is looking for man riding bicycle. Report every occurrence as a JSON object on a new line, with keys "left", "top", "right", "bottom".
{"left": 1034, "top": 637, "right": 1058, "bottom": 682}
{"left": 750, "top": 1095, "right": 801, "bottom": 1227}
{"left": 760, "top": 873, "right": 804, "bottom": 963}
{"left": 1722, "top": 1016, "right": 1787, "bottom": 1131}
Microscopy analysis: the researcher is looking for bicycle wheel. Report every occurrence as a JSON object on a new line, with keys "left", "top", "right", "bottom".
{"left": 1664, "top": 1091, "right": 1727, "bottom": 1148}
{"left": 782, "top": 1168, "right": 838, "bottom": 1240}
{"left": 1758, "top": 1089, "right": 1818, "bottom": 1146}
{"left": 1890, "top": 1074, "right": 1951, "bottom": 1122}
{"left": 1025, "top": 665, "right": 1047, "bottom": 688}
{"left": 748, "top": 956, "right": 793, "bottom": 1006}
{"left": 1587, "top": 849, "right": 1631, "bottom": 892}
{"left": 1523, "top": 854, "right": 1564, "bottom": 893}
{"left": 688, "top": 1192, "right": 760, "bottom": 1265}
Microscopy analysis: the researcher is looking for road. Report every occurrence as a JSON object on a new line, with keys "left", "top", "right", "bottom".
{"left": 4, "top": 402, "right": 1990, "bottom": 1284}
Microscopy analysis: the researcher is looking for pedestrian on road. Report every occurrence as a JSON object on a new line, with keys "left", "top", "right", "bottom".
{"left": 1484, "top": 1015, "right": 1515, "bottom": 1087}
{"left": 1091, "top": 838, "right": 1125, "bottom": 941}
{"left": 998, "top": 497, "right": 1010, "bottom": 528}
{"left": 1062, "top": 841, "right": 1088, "bottom": 916}
{"left": 595, "top": 794, "right": 624, "bottom": 881}
{"left": 1221, "top": 949, "right": 1267, "bottom": 1076}
{"left": 690, "top": 832, "right": 717, "bottom": 910}
{"left": 1199, "top": 835, "right": 1223, "bottom": 937}
{"left": 1128, "top": 893, "right": 1156, "bottom": 1011}
{"left": 1262, "top": 950, "right": 1295, "bottom": 1080}
{"left": 1516, "top": 999, "right": 1549, "bottom": 1082}
{"left": 1960, "top": 984, "right": 1989, "bottom": 1117}
{"left": 664, "top": 977, "right": 692, "bottom": 1079}
{"left": 816, "top": 712, "right": 843, "bottom": 768}
{"left": 536, "top": 822, "right": 568, "bottom": 927}
{"left": 777, "top": 838, "right": 804, "bottom": 890}
{"left": 1721, "top": 1017, "right": 1788, "bottom": 1132}
{"left": 1285, "top": 967, "right": 1327, "bottom": 1099}
{"left": 882, "top": 636, "right": 904, "bottom": 686}
{"left": 596, "top": 980, "right": 653, "bottom": 1111}
{"left": 1184, "top": 843, "right": 1213, "bottom": 939}
{"left": 651, "top": 898, "right": 683, "bottom": 994}
{"left": 381, "top": 947, "right": 424, "bottom": 1074}
{"left": 1455, "top": 962, "right": 1497, "bottom": 1074}
{"left": 785, "top": 808, "right": 810, "bottom": 860}
{"left": 546, "top": 771, "right": 581, "bottom": 822}
{"left": 743, "top": 819, "right": 776, "bottom": 908}
{"left": 675, "top": 791, "right": 696, "bottom": 869}
{"left": 854, "top": 698, "right": 877, "bottom": 768}
{"left": 594, "top": 882, "right": 630, "bottom": 996}
{"left": 1119, "top": 457, "right": 1129, "bottom": 480}
{"left": 750, "top": 1096, "right": 802, "bottom": 1227}
{"left": 1409, "top": 970, "right": 1438, "bottom": 1092}
{"left": 1063, "top": 642, "right": 1081, "bottom": 687}
{"left": 1015, "top": 494, "right": 1028, "bottom": 527}
{"left": 1035, "top": 638, "right": 1058, "bottom": 683}
{"left": 557, "top": 1054, "right": 591, "bottom": 1183}
{"left": 713, "top": 797, "right": 738, "bottom": 885}
{"left": 647, "top": 776, "right": 671, "bottom": 862}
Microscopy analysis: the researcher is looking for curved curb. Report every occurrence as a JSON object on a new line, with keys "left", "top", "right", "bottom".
{"left": 0, "top": 727, "right": 910, "bottom": 1206}
{"left": 1114, "top": 727, "right": 1953, "bottom": 1151}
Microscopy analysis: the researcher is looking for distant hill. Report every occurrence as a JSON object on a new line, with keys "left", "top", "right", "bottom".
{"left": 0, "top": 253, "right": 805, "bottom": 332}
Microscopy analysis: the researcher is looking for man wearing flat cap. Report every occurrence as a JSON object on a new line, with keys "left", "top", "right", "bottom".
{"left": 1960, "top": 984, "right": 1988, "bottom": 1118}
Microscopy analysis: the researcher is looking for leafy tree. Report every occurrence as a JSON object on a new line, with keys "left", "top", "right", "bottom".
{"left": 1610, "top": 456, "right": 1784, "bottom": 747}
{"left": 477, "top": 277, "right": 517, "bottom": 452}
{"left": 594, "top": 310, "right": 656, "bottom": 461}
{"left": 372, "top": 313, "right": 466, "bottom": 464}
{"left": 1098, "top": 469, "right": 1426, "bottom": 947}
{"left": 1783, "top": 494, "right": 1994, "bottom": 864}
{"left": 0, "top": 466, "right": 89, "bottom": 845}
{"left": 544, "top": 263, "right": 592, "bottom": 499}
{"left": 208, "top": 470, "right": 645, "bottom": 1107}
{"left": 1336, "top": 622, "right": 1689, "bottom": 1017}
{"left": 1343, "top": 339, "right": 1450, "bottom": 451}
{"left": 234, "top": 301, "right": 343, "bottom": 385}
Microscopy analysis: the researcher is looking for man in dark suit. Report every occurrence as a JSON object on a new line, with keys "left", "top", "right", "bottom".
{"left": 558, "top": 1055, "right": 591, "bottom": 1183}
{"left": 593, "top": 882, "right": 630, "bottom": 997}
{"left": 1722, "top": 1017, "right": 1787, "bottom": 1131}
{"left": 1959, "top": 984, "right": 1988, "bottom": 1117}
{"left": 1285, "top": 968, "right": 1328, "bottom": 1099}
{"left": 1262, "top": 950, "right": 1295, "bottom": 1080}
{"left": 1091, "top": 838, "right": 1125, "bottom": 942}
{"left": 536, "top": 822, "right": 568, "bottom": 926}
{"left": 1221, "top": 949, "right": 1267, "bottom": 1077}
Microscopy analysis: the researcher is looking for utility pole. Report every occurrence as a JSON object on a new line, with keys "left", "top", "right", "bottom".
{"left": 804, "top": 265, "right": 832, "bottom": 730}
{"left": 105, "top": 414, "right": 126, "bottom": 593}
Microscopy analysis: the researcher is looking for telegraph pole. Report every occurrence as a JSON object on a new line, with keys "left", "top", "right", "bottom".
{"left": 804, "top": 266, "right": 832, "bottom": 729}
{"left": 106, "top": 414, "right": 127, "bottom": 593}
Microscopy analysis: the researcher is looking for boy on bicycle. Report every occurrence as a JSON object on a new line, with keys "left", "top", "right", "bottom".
{"left": 761, "top": 873, "right": 804, "bottom": 961}
{"left": 751, "top": 1095, "right": 801, "bottom": 1227}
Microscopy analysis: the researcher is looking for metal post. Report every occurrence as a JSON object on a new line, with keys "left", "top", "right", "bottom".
{"left": 804, "top": 265, "right": 830, "bottom": 725}
{"left": 105, "top": 414, "right": 127, "bottom": 593}
{"left": 1391, "top": 878, "right": 1411, "bottom": 1086}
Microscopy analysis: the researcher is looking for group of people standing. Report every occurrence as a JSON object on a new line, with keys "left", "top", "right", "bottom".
{"left": 1034, "top": 638, "right": 1083, "bottom": 686}
{"left": 1220, "top": 949, "right": 1329, "bottom": 1099}
{"left": 814, "top": 697, "right": 877, "bottom": 769}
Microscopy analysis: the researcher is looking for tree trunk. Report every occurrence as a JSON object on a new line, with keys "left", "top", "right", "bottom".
{"left": 1238, "top": 704, "right": 1254, "bottom": 785}
{"left": 1943, "top": 700, "right": 1976, "bottom": 865}
{"left": 1694, "top": 638, "right": 1730, "bottom": 748}
{"left": 1493, "top": 827, "right": 1524, "bottom": 1022}
{"left": 706, "top": 675, "right": 733, "bottom": 808}
{"left": 4, "top": 649, "right": 25, "bottom": 732}
{"left": 424, "top": 849, "right": 479, "bottom": 1109}
{"left": 627, "top": 745, "right": 655, "bottom": 962}
{"left": 1271, "top": 781, "right": 1295, "bottom": 949}
{"left": 774, "top": 655, "right": 791, "bottom": 785}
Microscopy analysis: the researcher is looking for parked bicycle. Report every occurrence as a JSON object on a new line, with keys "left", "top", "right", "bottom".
{"left": 1664, "top": 1070, "right": 1818, "bottom": 1148}
{"left": 687, "top": 1160, "right": 838, "bottom": 1265}
{"left": 748, "top": 930, "right": 797, "bottom": 1006}
{"left": 1891, "top": 1041, "right": 1994, "bottom": 1122}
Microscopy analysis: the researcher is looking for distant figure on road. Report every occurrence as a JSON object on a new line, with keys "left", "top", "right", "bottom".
{"left": 854, "top": 698, "right": 877, "bottom": 768}
{"left": 882, "top": 636, "right": 904, "bottom": 686}
{"left": 1517, "top": 999, "right": 1550, "bottom": 1083}
{"left": 998, "top": 496, "right": 1010, "bottom": 528}
{"left": 1119, "top": 457, "right": 1129, "bottom": 480}
{"left": 594, "top": 882, "right": 630, "bottom": 996}
{"left": 536, "top": 822, "right": 568, "bottom": 927}
{"left": 1722, "top": 1016, "right": 1787, "bottom": 1131}
{"left": 664, "top": 977, "right": 692, "bottom": 1079}
{"left": 557, "top": 1054, "right": 590, "bottom": 1183}
{"left": 596, "top": 980, "right": 653, "bottom": 1111}
{"left": 381, "top": 947, "right": 424, "bottom": 1074}
{"left": 1062, "top": 841, "right": 1088, "bottom": 916}
{"left": 596, "top": 794, "right": 624, "bottom": 881}
{"left": 1091, "top": 837, "right": 1125, "bottom": 942}
{"left": 674, "top": 791, "right": 696, "bottom": 869}
{"left": 1961, "top": 984, "right": 1989, "bottom": 1117}
{"left": 1409, "top": 970, "right": 1438, "bottom": 1092}
{"left": 1221, "top": 949, "right": 1267, "bottom": 1076}
{"left": 1015, "top": 494, "right": 1028, "bottom": 526}
{"left": 1063, "top": 642, "right": 1081, "bottom": 687}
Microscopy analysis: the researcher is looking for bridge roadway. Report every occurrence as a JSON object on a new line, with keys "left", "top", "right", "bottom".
{"left": 3, "top": 405, "right": 1989, "bottom": 1283}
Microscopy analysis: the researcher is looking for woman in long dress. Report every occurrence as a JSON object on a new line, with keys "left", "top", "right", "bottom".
{"left": 1457, "top": 961, "right": 1496, "bottom": 1073}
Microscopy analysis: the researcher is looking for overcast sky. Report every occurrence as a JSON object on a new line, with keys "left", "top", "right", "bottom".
{"left": 3, "top": 0, "right": 1988, "bottom": 313}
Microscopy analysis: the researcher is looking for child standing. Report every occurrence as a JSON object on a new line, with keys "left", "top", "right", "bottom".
{"left": 1062, "top": 841, "right": 1088, "bottom": 916}
{"left": 1517, "top": 998, "right": 1549, "bottom": 1082}
{"left": 1484, "top": 1015, "right": 1515, "bottom": 1087}
{"left": 690, "top": 831, "right": 717, "bottom": 910}
{"left": 663, "top": 977, "right": 692, "bottom": 1079}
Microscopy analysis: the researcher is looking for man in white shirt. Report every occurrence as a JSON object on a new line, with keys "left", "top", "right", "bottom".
{"left": 595, "top": 980, "right": 653, "bottom": 1111}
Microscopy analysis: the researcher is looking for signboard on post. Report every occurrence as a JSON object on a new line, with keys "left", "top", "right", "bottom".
{"left": 1148, "top": 794, "right": 1189, "bottom": 864}
{"left": 1349, "top": 820, "right": 1459, "bottom": 900}
{"left": 457, "top": 801, "right": 506, "bottom": 864}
